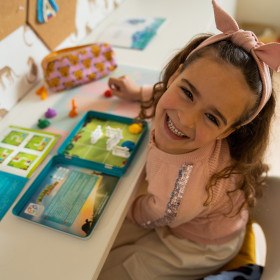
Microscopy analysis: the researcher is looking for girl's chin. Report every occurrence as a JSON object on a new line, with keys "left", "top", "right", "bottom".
{"left": 154, "top": 135, "right": 193, "bottom": 154}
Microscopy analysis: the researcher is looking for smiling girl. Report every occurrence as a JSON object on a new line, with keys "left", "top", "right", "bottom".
{"left": 98, "top": 1, "right": 280, "bottom": 279}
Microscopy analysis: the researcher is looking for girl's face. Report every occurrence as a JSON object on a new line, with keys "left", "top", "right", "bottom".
{"left": 154, "top": 57, "right": 256, "bottom": 154}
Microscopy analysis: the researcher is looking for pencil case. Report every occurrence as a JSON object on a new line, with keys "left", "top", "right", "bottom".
{"left": 41, "top": 42, "right": 117, "bottom": 92}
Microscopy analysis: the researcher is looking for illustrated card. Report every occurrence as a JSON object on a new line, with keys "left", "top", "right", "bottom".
{"left": 0, "top": 126, "right": 60, "bottom": 177}
{"left": 17, "top": 162, "right": 119, "bottom": 237}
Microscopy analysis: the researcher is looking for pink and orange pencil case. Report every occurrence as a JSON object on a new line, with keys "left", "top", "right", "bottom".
{"left": 41, "top": 42, "right": 117, "bottom": 92}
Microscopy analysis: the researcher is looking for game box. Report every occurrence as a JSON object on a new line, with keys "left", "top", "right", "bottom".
{"left": 0, "top": 126, "right": 60, "bottom": 221}
{"left": 12, "top": 110, "right": 148, "bottom": 238}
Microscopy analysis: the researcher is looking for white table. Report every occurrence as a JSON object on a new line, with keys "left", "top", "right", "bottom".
{"left": 6, "top": 1, "right": 280, "bottom": 280}
{"left": 0, "top": 78, "right": 150, "bottom": 279}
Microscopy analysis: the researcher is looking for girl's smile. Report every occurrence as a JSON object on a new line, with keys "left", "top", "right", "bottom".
{"left": 154, "top": 56, "right": 256, "bottom": 154}
{"left": 166, "top": 114, "right": 190, "bottom": 139}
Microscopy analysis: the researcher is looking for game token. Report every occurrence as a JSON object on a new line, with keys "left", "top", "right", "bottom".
{"left": 45, "top": 108, "right": 57, "bottom": 118}
{"left": 104, "top": 89, "right": 112, "bottom": 98}
{"left": 37, "top": 119, "right": 50, "bottom": 128}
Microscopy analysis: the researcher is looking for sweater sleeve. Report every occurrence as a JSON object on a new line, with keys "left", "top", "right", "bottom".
{"left": 127, "top": 162, "right": 209, "bottom": 229}
{"left": 141, "top": 85, "right": 154, "bottom": 102}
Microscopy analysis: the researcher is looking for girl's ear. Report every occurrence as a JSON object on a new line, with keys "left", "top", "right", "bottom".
{"left": 217, "top": 127, "right": 236, "bottom": 140}
{"left": 167, "top": 64, "right": 183, "bottom": 88}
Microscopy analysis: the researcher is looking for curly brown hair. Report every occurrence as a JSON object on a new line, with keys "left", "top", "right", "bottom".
{"left": 138, "top": 34, "right": 276, "bottom": 212}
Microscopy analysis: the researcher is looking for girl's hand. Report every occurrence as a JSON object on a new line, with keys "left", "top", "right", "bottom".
{"left": 108, "top": 75, "right": 141, "bottom": 101}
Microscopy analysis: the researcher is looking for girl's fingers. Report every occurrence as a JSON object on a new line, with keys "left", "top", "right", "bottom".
{"left": 108, "top": 77, "right": 123, "bottom": 91}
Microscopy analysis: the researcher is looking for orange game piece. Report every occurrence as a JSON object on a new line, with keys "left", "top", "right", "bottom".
{"left": 40, "top": 90, "right": 48, "bottom": 100}
{"left": 36, "top": 86, "right": 43, "bottom": 95}
{"left": 36, "top": 86, "right": 48, "bottom": 100}
{"left": 69, "top": 98, "right": 78, "bottom": 117}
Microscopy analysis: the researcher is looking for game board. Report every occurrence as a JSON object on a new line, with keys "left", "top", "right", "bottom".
{"left": 62, "top": 115, "right": 144, "bottom": 168}
{"left": 13, "top": 111, "right": 148, "bottom": 238}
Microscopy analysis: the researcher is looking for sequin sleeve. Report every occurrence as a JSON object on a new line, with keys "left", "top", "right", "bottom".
{"left": 127, "top": 163, "right": 208, "bottom": 229}
{"left": 140, "top": 164, "right": 193, "bottom": 228}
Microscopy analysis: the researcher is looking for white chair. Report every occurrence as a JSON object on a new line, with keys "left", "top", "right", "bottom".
{"left": 250, "top": 176, "right": 280, "bottom": 280}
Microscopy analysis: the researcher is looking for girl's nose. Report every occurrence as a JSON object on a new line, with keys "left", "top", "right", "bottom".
{"left": 178, "top": 110, "right": 198, "bottom": 129}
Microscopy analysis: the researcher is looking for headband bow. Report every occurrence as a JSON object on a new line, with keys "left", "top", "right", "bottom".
{"left": 188, "top": 0, "right": 280, "bottom": 125}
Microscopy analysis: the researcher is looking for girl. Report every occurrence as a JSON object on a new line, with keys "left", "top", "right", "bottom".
{"left": 98, "top": 1, "right": 280, "bottom": 279}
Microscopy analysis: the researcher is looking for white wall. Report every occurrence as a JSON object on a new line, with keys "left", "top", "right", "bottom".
{"left": 220, "top": 0, "right": 237, "bottom": 17}
{"left": 0, "top": 0, "right": 124, "bottom": 116}
{"left": 236, "top": 0, "right": 280, "bottom": 31}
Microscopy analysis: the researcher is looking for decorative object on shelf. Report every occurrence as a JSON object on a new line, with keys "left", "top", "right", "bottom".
{"left": 26, "top": 57, "right": 38, "bottom": 84}
{"left": 0, "top": 66, "right": 20, "bottom": 91}
{"left": 28, "top": 0, "right": 77, "bottom": 50}
{"left": 37, "top": 0, "right": 59, "bottom": 23}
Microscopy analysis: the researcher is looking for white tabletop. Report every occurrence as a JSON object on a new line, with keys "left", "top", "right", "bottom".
{"left": 1, "top": 1, "right": 279, "bottom": 280}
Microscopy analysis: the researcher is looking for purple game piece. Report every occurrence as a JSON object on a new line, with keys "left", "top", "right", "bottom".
{"left": 45, "top": 108, "right": 57, "bottom": 118}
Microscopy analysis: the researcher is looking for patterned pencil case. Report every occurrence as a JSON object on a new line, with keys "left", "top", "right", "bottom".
{"left": 41, "top": 42, "right": 117, "bottom": 92}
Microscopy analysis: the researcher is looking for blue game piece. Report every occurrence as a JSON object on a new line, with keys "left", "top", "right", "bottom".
{"left": 121, "top": 141, "right": 135, "bottom": 151}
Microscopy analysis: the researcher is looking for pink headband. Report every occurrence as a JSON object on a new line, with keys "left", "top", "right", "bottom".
{"left": 188, "top": 0, "right": 280, "bottom": 125}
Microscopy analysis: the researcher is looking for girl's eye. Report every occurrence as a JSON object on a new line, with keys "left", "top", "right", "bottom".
{"left": 180, "top": 87, "right": 193, "bottom": 101}
{"left": 205, "top": 113, "right": 219, "bottom": 126}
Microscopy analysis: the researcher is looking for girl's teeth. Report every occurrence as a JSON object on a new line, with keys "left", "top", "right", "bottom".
{"left": 167, "top": 118, "right": 186, "bottom": 137}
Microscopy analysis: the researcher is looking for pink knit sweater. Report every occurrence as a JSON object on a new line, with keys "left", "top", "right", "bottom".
{"left": 127, "top": 86, "right": 248, "bottom": 245}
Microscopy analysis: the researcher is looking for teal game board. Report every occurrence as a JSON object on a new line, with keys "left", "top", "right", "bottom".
{"left": 13, "top": 111, "right": 148, "bottom": 238}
